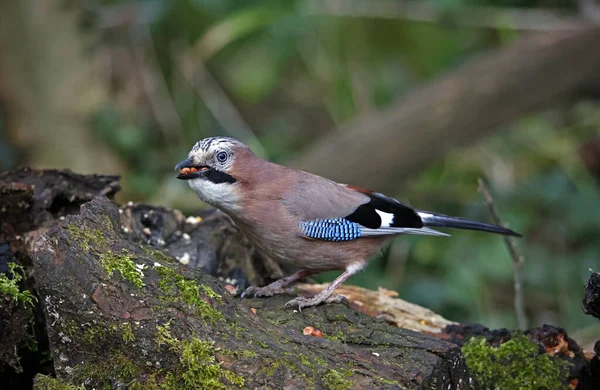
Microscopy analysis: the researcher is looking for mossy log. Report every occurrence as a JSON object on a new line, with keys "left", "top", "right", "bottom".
{"left": 0, "top": 168, "right": 121, "bottom": 387}
{"left": 3, "top": 168, "right": 600, "bottom": 389}
{"left": 30, "top": 196, "right": 469, "bottom": 389}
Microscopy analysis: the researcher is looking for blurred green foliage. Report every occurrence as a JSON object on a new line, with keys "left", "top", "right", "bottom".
{"left": 2, "top": 0, "right": 599, "bottom": 341}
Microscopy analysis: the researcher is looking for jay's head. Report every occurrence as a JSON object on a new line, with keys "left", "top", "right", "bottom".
{"left": 175, "top": 136, "right": 251, "bottom": 210}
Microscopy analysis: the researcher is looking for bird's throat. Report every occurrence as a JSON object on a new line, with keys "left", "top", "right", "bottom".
{"left": 189, "top": 177, "right": 241, "bottom": 211}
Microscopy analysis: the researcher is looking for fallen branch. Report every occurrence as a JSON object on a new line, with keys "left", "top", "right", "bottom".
{"left": 2, "top": 168, "right": 599, "bottom": 388}
{"left": 31, "top": 196, "right": 467, "bottom": 388}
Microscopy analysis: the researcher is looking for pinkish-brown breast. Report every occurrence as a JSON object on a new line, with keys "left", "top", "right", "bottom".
{"left": 227, "top": 154, "right": 385, "bottom": 271}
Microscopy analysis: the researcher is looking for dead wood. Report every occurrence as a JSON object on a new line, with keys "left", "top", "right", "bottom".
{"left": 2, "top": 168, "right": 600, "bottom": 389}
{"left": 30, "top": 196, "right": 469, "bottom": 389}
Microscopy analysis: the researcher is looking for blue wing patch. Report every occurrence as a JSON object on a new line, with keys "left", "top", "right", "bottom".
{"left": 299, "top": 219, "right": 362, "bottom": 241}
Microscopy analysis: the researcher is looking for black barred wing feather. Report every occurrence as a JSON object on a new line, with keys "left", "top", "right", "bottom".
{"left": 299, "top": 219, "right": 362, "bottom": 241}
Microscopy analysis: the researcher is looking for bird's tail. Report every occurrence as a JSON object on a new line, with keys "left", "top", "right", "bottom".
{"left": 417, "top": 211, "right": 521, "bottom": 237}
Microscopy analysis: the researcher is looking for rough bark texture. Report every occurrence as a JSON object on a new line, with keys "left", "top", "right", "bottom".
{"left": 583, "top": 271, "right": 600, "bottom": 321}
{"left": 0, "top": 243, "right": 34, "bottom": 370}
{"left": 0, "top": 167, "right": 120, "bottom": 253}
{"left": 0, "top": 168, "right": 121, "bottom": 388}
{"left": 289, "top": 27, "right": 600, "bottom": 192}
{"left": 118, "top": 202, "right": 285, "bottom": 292}
{"left": 30, "top": 196, "right": 468, "bottom": 389}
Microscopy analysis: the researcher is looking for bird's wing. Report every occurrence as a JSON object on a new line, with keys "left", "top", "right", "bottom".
{"left": 282, "top": 175, "right": 447, "bottom": 241}
{"left": 341, "top": 185, "right": 449, "bottom": 237}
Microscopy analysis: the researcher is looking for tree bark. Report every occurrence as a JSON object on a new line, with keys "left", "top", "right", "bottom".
{"left": 288, "top": 27, "right": 600, "bottom": 193}
{"left": 30, "top": 196, "right": 469, "bottom": 389}
{"left": 2, "top": 169, "right": 599, "bottom": 389}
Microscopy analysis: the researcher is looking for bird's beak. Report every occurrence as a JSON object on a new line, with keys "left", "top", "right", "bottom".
{"left": 174, "top": 158, "right": 209, "bottom": 180}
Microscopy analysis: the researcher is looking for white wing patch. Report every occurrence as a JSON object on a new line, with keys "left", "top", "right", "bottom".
{"left": 375, "top": 210, "right": 395, "bottom": 228}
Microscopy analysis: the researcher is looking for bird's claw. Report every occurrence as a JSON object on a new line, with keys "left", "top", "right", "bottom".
{"left": 240, "top": 286, "right": 256, "bottom": 299}
{"left": 284, "top": 293, "right": 348, "bottom": 312}
{"left": 240, "top": 285, "right": 292, "bottom": 299}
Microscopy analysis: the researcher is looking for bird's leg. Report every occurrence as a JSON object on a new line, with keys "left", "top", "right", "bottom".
{"left": 284, "top": 263, "right": 363, "bottom": 311}
{"left": 241, "top": 269, "right": 314, "bottom": 298}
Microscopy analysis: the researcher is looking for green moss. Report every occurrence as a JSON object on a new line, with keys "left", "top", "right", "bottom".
{"left": 314, "top": 356, "right": 327, "bottom": 366}
{"left": 371, "top": 375, "right": 399, "bottom": 386}
{"left": 254, "top": 340, "right": 269, "bottom": 349}
{"left": 43, "top": 320, "right": 142, "bottom": 387}
{"left": 324, "top": 330, "right": 347, "bottom": 343}
{"left": 462, "top": 333, "right": 572, "bottom": 390}
{"left": 120, "top": 322, "right": 135, "bottom": 344}
{"left": 226, "top": 321, "right": 246, "bottom": 339}
{"left": 66, "top": 224, "right": 106, "bottom": 252}
{"left": 258, "top": 360, "right": 282, "bottom": 377}
{"left": 101, "top": 250, "right": 145, "bottom": 289}
{"left": 156, "top": 266, "right": 223, "bottom": 323}
{"left": 155, "top": 321, "right": 175, "bottom": 347}
{"left": 33, "top": 374, "right": 84, "bottom": 390}
{"left": 66, "top": 323, "right": 143, "bottom": 387}
{"left": 115, "top": 352, "right": 140, "bottom": 379}
{"left": 71, "top": 350, "right": 141, "bottom": 387}
{"left": 129, "top": 374, "right": 161, "bottom": 390}
{"left": 108, "top": 322, "right": 135, "bottom": 344}
{"left": 200, "top": 285, "right": 222, "bottom": 300}
{"left": 258, "top": 356, "right": 314, "bottom": 387}
{"left": 83, "top": 326, "right": 101, "bottom": 344}
{"left": 141, "top": 246, "right": 177, "bottom": 264}
{"left": 0, "top": 263, "right": 36, "bottom": 308}
{"left": 99, "top": 215, "right": 114, "bottom": 230}
{"left": 82, "top": 321, "right": 135, "bottom": 345}
{"left": 155, "top": 322, "right": 245, "bottom": 389}
{"left": 300, "top": 354, "right": 314, "bottom": 368}
{"left": 322, "top": 369, "right": 353, "bottom": 390}
{"left": 59, "top": 319, "right": 79, "bottom": 340}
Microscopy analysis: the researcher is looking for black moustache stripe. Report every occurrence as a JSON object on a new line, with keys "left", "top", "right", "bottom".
{"left": 204, "top": 169, "right": 237, "bottom": 184}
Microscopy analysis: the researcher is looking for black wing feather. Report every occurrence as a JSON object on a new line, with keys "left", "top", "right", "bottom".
{"left": 344, "top": 191, "right": 423, "bottom": 229}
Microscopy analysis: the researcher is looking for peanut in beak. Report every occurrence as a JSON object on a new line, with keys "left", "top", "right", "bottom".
{"left": 179, "top": 167, "right": 207, "bottom": 175}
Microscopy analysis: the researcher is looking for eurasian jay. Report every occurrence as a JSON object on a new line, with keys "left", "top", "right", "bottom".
{"left": 176, "top": 137, "right": 520, "bottom": 310}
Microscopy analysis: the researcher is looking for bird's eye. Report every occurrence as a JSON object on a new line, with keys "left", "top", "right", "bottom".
{"left": 216, "top": 151, "right": 229, "bottom": 163}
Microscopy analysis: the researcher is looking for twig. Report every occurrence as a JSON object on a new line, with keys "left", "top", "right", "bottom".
{"left": 477, "top": 178, "right": 527, "bottom": 329}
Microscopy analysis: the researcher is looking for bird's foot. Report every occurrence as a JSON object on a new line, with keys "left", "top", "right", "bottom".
{"left": 284, "top": 292, "right": 348, "bottom": 312}
{"left": 240, "top": 284, "right": 294, "bottom": 299}
{"left": 240, "top": 270, "right": 314, "bottom": 299}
